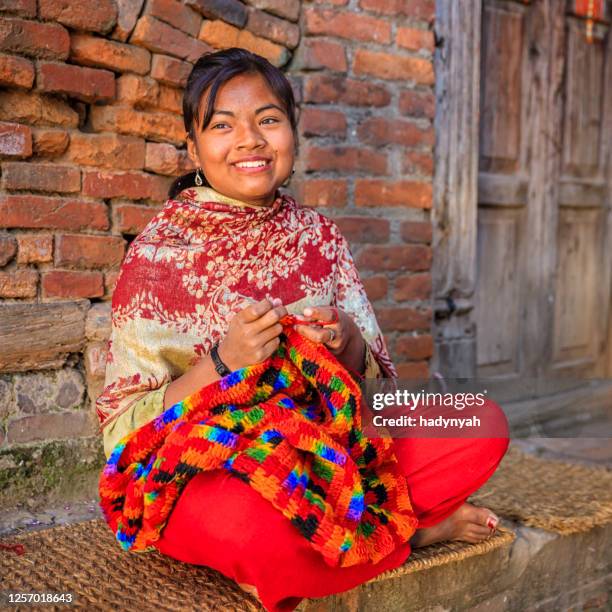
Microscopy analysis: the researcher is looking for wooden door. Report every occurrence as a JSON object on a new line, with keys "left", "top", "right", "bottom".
{"left": 474, "top": 0, "right": 612, "bottom": 401}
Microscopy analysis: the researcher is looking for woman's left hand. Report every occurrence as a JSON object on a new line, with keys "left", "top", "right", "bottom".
{"left": 293, "top": 306, "right": 359, "bottom": 357}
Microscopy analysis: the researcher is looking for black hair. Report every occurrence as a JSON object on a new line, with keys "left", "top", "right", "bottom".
{"left": 168, "top": 47, "right": 300, "bottom": 200}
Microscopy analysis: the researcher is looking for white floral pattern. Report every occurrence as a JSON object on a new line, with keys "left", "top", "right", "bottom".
{"left": 96, "top": 187, "right": 397, "bottom": 429}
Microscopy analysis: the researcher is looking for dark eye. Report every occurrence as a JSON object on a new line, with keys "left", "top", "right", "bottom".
{"left": 211, "top": 122, "right": 229, "bottom": 129}
{"left": 261, "top": 117, "right": 279, "bottom": 124}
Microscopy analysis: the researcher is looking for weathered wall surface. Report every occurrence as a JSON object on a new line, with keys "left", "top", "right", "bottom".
{"left": 0, "top": 0, "right": 435, "bottom": 505}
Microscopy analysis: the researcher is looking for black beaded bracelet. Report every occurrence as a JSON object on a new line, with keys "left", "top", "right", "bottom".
{"left": 210, "top": 341, "right": 232, "bottom": 377}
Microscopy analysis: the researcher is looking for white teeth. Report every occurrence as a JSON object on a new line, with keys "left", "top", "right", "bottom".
{"left": 235, "top": 160, "right": 268, "bottom": 168}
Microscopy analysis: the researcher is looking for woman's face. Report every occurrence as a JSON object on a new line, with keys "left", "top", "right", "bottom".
{"left": 187, "top": 72, "right": 295, "bottom": 207}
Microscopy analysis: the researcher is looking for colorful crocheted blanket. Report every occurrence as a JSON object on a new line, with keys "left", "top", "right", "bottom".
{"left": 99, "top": 316, "right": 418, "bottom": 568}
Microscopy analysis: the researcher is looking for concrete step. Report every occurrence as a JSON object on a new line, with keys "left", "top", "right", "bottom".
{"left": 297, "top": 521, "right": 610, "bottom": 611}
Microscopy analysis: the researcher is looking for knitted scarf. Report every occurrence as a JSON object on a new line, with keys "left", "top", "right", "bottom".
{"left": 99, "top": 315, "right": 418, "bottom": 568}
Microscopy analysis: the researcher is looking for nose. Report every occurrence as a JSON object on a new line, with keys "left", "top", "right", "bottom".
{"left": 235, "top": 120, "right": 266, "bottom": 149}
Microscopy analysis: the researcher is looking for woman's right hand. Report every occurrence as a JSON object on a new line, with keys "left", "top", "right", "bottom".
{"left": 217, "top": 297, "right": 288, "bottom": 371}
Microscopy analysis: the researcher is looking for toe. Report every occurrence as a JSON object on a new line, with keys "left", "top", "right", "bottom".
{"left": 475, "top": 506, "right": 498, "bottom": 529}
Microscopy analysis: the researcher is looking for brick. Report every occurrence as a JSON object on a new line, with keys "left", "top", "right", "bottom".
{"left": 403, "top": 151, "right": 434, "bottom": 177}
{"left": 32, "top": 128, "right": 69, "bottom": 156}
{"left": 0, "top": 17, "right": 70, "bottom": 60}
{"left": 150, "top": 54, "right": 191, "bottom": 87}
{"left": 55, "top": 234, "right": 126, "bottom": 269}
{"left": 66, "top": 133, "right": 146, "bottom": 171}
{"left": 0, "top": 269, "right": 37, "bottom": 298}
{"left": 394, "top": 273, "right": 431, "bottom": 301}
{"left": 299, "top": 108, "right": 346, "bottom": 138}
{"left": 356, "top": 245, "right": 432, "bottom": 272}
{"left": 304, "top": 8, "right": 391, "bottom": 44}
{"left": 82, "top": 170, "right": 172, "bottom": 201}
{"left": 357, "top": 118, "right": 434, "bottom": 148}
{"left": 376, "top": 307, "right": 431, "bottom": 332}
{"left": 90, "top": 105, "right": 185, "bottom": 145}
{"left": 305, "top": 146, "right": 388, "bottom": 175}
{"left": 294, "top": 179, "right": 347, "bottom": 208}
{"left": 395, "top": 361, "right": 429, "bottom": 379}
{"left": 354, "top": 49, "right": 434, "bottom": 85}
{"left": 294, "top": 39, "right": 347, "bottom": 73}
{"left": 0, "top": 91, "right": 79, "bottom": 128}
{"left": 0, "top": 52, "right": 34, "bottom": 88}
{"left": 245, "top": 0, "right": 300, "bottom": 22}
{"left": 116, "top": 74, "right": 159, "bottom": 107}
{"left": 85, "top": 341, "right": 108, "bottom": 379}
{"left": 104, "top": 270, "right": 120, "bottom": 295}
{"left": 303, "top": 75, "right": 390, "bottom": 107}
{"left": 85, "top": 302, "right": 111, "bottom": 341}
{"left": 70, "top": 34, "right": 151, "bottom": 75}
{"left": 39, "top": 0, "right": 117, "bottom": 33}
{"left": 145, "top": 142, "right": 193, "bottom": 176}
{"left": 2, "top": 162, "right": 80, "bottom": 194}
{"left": 7, "top": 410, "right": 96, "bottom": 443}
{"left": 158, "top": 85, "right": 182, "bottom": 114}
{"left": 0, "top": 122, "right": 32, "bottom": 159}
{"left": 113, "top": 203, "right": 160, "bottom": 234}
{"left": 0, "top": 234, "right": 17, "bottom": 266}
{"left": 0, "top": 0, "right": 36, "bottom": 18}
{"left": 334, "top": 217, "right": 389, "bottom": 243}
{"left": 247, "top": 9, "right": 300, "bottom": 48}
{"left": 42, "top": 270, "right": 104, "bottom": 299}
{"left": 397, "top": 26, "right": 435, "bottom": 53}
{"left": 399, "top": 89, "right": 435, "bottom": 119}
{"left": 362, "top": 275, "right": 387, "bottom": 302}
{"left": 113, "top": 0, "right": 145, "bottom": 42}
{"left": 186, "top": 0, "right": 248, "bottom": 28}
{"left": 400, "top": 221, "right": 432, "bottom": 244}
{"left": 395, "top": 334, "right": 433, "bottom": 360}
{"left": 16, "top": 234, "right": 53, "bottom": 264}
{"left": 199, "top": 20, "right": 289, "bottom": 67}
{"left": 146, "top": 0, "right": 202, "bottom": 37}
{"left": 131, "top": 15, "right": 211, "bottom": 62}
{"left": 359, "top": 0, "right": 435, "bottom": 22}
{"left": 37, "top": 61, "right": 115, "bottom": 103}
{"left": 355, "top": 180, "right": 432, "bottom": 208}
{"left": 0, "top": 195, "right": 109, "bottom": 231}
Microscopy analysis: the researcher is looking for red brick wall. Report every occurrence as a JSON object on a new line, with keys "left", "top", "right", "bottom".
{"left": 0, "top": 0, "right": 435, "bottom": 477}
{"left": 292, "top": 0, "right": 435, "bottom": 378}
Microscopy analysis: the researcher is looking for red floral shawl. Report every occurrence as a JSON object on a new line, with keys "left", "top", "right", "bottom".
{"left": 96, "top": 186, "right": 397, "bottom": 431}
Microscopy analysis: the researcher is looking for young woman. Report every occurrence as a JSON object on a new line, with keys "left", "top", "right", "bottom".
{"left": 97, "top": 48, "right": 509, "bottom": 612}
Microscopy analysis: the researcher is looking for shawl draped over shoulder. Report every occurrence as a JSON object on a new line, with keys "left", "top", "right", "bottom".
{"left": 96, "top": 186, "right": 398, "bottom": 458}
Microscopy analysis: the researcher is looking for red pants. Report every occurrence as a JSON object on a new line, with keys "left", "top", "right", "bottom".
{"left": 155, "top": 401, "right": 509, "bottom": 611}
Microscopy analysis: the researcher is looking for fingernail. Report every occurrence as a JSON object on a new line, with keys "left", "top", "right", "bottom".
{"left": 272, "top": 297, "right": 282, "bottom": 307}
{"left": 486, "top": 515, "right": 499, "bottom": 530}
{"left": 303, "top": 308, "right": 312, "bottom": 316}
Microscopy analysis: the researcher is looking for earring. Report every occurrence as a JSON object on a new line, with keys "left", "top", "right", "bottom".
{"left": 195, "top": 168, "right": 203, "bottom": 186}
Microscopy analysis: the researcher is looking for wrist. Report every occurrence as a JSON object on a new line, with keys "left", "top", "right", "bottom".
{"left": 212, "top": 341, "right": 234, "bottom": 376}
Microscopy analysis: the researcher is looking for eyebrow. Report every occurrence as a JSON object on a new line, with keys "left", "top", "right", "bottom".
{"left": 211, "top": 104, "right": 284, "bottom": 117}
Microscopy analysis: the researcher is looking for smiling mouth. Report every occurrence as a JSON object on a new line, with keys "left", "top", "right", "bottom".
{"left": 233, "top": 160, "right": 272, "bottom": 172}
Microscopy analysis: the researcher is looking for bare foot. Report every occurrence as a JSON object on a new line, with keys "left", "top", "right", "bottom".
{"left": 410, "top": 502, "right": 500, "bottom": 548}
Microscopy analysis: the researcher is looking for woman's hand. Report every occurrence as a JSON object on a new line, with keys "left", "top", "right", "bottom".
{"left": 294, "top": 306, "right": 366, "bottom": 375}
{"left": 218, "top": 297, "right": 288, "bottom": 370}
{"left": 292, "top": 306, "right": 353, "bottom": 355}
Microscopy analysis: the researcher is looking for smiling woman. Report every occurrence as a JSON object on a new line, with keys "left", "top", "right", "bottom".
{"left": 96, "top": 48, "right": 508, "bottom": 612}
